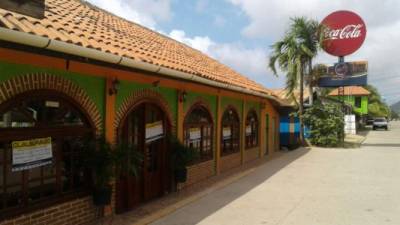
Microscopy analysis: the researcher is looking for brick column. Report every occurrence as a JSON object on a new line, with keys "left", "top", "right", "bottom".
{"left": 177, "top": 90, "right": 184, "bottom": 142}
{"left": 104, "top": 77, "right": 116, "bottom": 216}
{"left": 215, "top": 94, "right": 221, "bottom": 174}
{"left": 241, "top": 100, "right": 246, "bottom": 165}
{"left": 260, "top": 103, "right": 266, "bottom": 157}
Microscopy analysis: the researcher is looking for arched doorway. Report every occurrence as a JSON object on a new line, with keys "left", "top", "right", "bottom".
{"left": 0, "top": 90, "right": 95, "bottom": 217}
{"left": 116, "top": 101, "right": 171, "bottom": 213}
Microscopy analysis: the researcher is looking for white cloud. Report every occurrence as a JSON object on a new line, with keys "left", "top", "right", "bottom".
{"left": 86, "top": 0, "right": 171, "bottom": 28}
{"left": 168, "top": 30, "right": 284, "bottom": 89}
{"left": 228, "top": 0, "right": 400, "bottom": 103}
{"left": 168, "top": 30, "right": 215, "bottom": 54}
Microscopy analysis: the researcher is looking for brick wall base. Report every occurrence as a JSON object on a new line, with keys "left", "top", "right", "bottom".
{"left": 244, "top": 147, "right": 260, "bottom": 163}
{"left": 178, "top": 159, "right": 215, "bottom": 189}
{"left": 220, "top": 152, "right": 241, "bottom": 173}
{"left": 0, "top": 197, "right": 100, "bottom": 225}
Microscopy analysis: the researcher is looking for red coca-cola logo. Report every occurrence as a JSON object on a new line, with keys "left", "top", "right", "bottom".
{"left": 321, "top": 10, "right": 367, "bottom": 56}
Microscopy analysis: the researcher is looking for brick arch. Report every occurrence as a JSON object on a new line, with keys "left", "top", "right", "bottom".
{"left": 115, "top": 89, "right": 176, "bottom": 141}
{"left": 246, "top": 108, "right": 259, "bottom": 122}
{"left": 0, "top": 73, "right": 102, "bottom": 132}
{"left": 184, "top": 98, "right": 215, "bottom": 125}
{"left": 222, "top": 104, "right": 241, "bottom": 123}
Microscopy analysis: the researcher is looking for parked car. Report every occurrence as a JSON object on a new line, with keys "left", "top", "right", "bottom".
{"left": 373, "top": 117, "right": 389, "bottom": 130}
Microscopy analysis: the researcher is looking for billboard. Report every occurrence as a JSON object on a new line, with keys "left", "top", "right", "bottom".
{"left": 317, "top": 61, "right": 368, "bottom": 87}
{"left": 321, "top": 10, "right": 367, "bottom": 57}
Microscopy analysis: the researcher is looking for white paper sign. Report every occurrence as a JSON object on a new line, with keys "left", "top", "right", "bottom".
{"left": 223, "top": 127, "right": 232, "bottom": 140}
{"left": 189, "top": 128, "right": 201, "bottom": 141}
{"left": 245, "top": 125, "right": 252, "bottom": 136}
{"left": 12, "top": 137, "right": 53, "bottom": 172}
{"left": 344, "top": 115, "right": 356, "bottom": 135}
{"left": 145, "top": 121, "right": 164, "bottom": 143}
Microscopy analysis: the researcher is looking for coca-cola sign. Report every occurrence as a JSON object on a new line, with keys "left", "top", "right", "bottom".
{"left": 321, "top": 10, "right": 367, "bottom": 57}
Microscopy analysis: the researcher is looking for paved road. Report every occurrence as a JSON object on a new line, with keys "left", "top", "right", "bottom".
{"left": 152, "top": 122, "right": 400, "bottom": 225}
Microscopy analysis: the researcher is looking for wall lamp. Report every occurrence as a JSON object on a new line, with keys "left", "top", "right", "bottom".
{"left": 109, "top": 78, "right": 120, "bottom": 96}
{"left": 178, "top": 90, "right": 187, "bottom": 102}
{"left": 152, "top": 80, "right": 160, "bottom": 87}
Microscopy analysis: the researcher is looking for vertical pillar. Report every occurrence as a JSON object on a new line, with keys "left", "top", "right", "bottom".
{"left": 241, "top": 100, "right": 246, "bottom": 165}
{"left": 259, "top": 102, "right": 266, "bottom": 158}
{"left": 105, "top": 77, "right": 116, "bottom": 143}
{"left": 104, "top": 77, "right": 116, "bottom": 216}
{"left": 177, "top": 90, "right": 184, "bottom": 142}
{"left": 215, "top": 94, "right": 221, "bottom": 174}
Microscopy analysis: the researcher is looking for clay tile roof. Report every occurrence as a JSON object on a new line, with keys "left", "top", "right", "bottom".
{"left": 272, "top": 88, "right": 311, "bottom": 106}
{"left": 328, "top": 86, "right": 371, "bottom": 96}
{"left": 0, "top": 0, "right": 274, "bottom": 96}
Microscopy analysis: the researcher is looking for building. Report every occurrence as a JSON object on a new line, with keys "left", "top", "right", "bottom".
{"left": 0, "top": 0, "right": 284, "bottom": 224}
{"left": 328, "top": 86, "right": 370, "bottom": 116}
{"left": 272, "top": 89, "right": 311, "bottom": 148}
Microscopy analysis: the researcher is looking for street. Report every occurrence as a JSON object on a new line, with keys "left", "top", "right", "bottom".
{"left": 151, "top": 121, "right": 400, "bottom": 225}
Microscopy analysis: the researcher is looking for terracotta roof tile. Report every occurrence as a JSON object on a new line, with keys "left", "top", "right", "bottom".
{"left": 0, "top": 0, "right": 275, "bottom": 96}
{"left": 329, "top": 86, "right": 371, "bottom": 96}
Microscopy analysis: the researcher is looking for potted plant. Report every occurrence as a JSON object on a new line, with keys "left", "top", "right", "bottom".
{"left": 83, "top": 136, "right": 142, "bottom": 206}
{"left": 169, "top": 137, "right": 198, "bottom": 183}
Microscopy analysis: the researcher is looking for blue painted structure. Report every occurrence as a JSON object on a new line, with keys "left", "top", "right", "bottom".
{"left": 280, "top": 116, "right": 290, "bottom": 147}
{"left": 279, "top": 116, "right": 300, "bottom": 147}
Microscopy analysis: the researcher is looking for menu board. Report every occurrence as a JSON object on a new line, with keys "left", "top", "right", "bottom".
{"left": 245, "top": 125, "right": 252, "bottom": 136}
{"left": 12, "top": 137, "right": 53, "bottom": 172}
{"left": 189, "top": 128, "right": 201, "bottom": 141}
{"left": 222, "top": 127, "right": 232, "bottom": 140}
{"left": 145, "top": 121, "right": 164, "bottom": 143}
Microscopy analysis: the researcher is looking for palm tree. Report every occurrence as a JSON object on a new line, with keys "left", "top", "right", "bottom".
{"left": 269, "top": 17, "right": 321, "bottom": 143}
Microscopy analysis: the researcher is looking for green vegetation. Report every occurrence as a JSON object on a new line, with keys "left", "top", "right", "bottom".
{"left": 303, "top": 102, "right": 344, "bottom": 147}
{"left": 269, "top": 17, "right": 321, "bottom": 142}
{"left": 169, "top": 137, "right": 199, "bottom": 183}
{"left": 83, "top": 136, "right": 143, "bottom": 205}
{"left": 365, "top": 85, "right": 391, "bottom": 117}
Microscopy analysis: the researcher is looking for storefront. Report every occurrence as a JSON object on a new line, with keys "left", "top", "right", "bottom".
{"left": 0, "top": 0, "right": 282, "bottom": 224}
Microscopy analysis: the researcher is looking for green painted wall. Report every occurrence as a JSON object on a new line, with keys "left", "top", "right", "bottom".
{"left": 115, "top": 81, "right": 178, "bottom": 124}
{"left": 0, "top": 60, "right": 106, "bottom": 122}
{"left": 245, "top": 101, "right": 261, "bottom": 118}
{"left": 333, "top": 95, "right": 369, "bottom": 115}
{"left": 221, "top": 96, "right": 243, "bottom": 120}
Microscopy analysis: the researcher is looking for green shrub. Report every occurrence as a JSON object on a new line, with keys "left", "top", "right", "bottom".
{"left": 303, "top": 102, "right": 344, "bottom": 147}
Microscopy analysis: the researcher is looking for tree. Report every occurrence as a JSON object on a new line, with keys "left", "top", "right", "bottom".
{"left": 269, "top": 17, "right": 321, "bottom": 142}
{"left": 365, "top": 85, "right": 390, "bottom": 117}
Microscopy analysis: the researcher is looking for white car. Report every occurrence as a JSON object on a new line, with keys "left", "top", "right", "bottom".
{"left": 373, "top": 118, "right": 388, "bottom": 130}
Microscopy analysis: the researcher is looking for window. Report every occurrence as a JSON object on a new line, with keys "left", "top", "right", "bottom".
{"left": 221, "top": 107, "right": 240, "bottom": 156}
{"left": 245, "top": 110, "right": 258, "bottom": 149}
{"left": 355, "top": 97, "right": 362, "bottom": 108}
{"left": 184, "top": 106, "right": 213, "bottom": 163}
{"left": 0, "top": 92, "right": 93, "bottom": 218}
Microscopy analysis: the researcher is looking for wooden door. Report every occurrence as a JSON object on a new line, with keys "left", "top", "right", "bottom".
{"left": 117, "top": 102, "right": 168, "bottom": 213}
{"left": 143, "top": 104, "right": 165, "bottom": 201}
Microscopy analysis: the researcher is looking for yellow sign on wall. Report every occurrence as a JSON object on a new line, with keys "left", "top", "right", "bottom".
{"left": 12, "top": 137, "right": 53, "bottom": 172}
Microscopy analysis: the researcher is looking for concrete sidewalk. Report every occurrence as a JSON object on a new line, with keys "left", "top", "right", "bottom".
{"left": 151, "top": 132, "right": 400, "bottom": 225}
{"left": 96, "top": 151, "right": 300, "bottom": 225}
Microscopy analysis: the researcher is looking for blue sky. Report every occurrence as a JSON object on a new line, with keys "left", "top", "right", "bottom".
{"left": 162, "top": 0, "right": 248, "bottom": 43}
{"left": 87, "top": 0, "right": 400, "bottom": 104}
